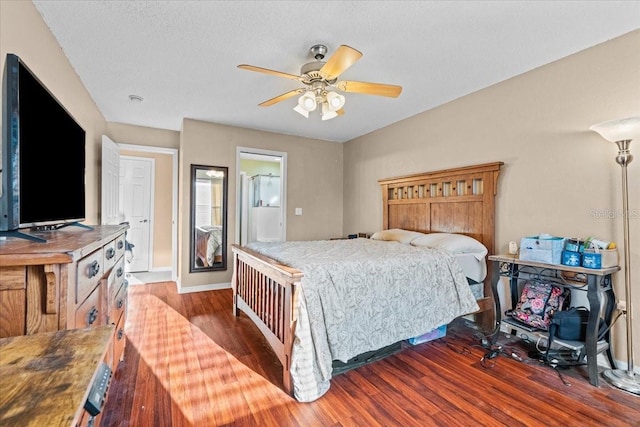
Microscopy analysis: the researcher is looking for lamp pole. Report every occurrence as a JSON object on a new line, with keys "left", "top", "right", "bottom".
{"left": 602, "top": 138, "right": 639, "bottom": 394}
{"left": 590, "top": 116, "right": 639, "bottom": 395}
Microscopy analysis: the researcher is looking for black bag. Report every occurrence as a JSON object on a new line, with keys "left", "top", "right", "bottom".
{"left": 549, "top": 306, "right": 589, "bottom": 341}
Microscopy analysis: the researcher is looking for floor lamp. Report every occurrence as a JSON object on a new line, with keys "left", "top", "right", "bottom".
{"left": 590, "top": 116, "right": 639, "bottom": 395}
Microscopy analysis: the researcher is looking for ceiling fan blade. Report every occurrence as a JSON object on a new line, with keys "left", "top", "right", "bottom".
{"left": 335, "top": 80, "right": 402, "bottom": 98}
{"left": 238, "top": 64, "right": 301, "bottom": 81}
{"left": 258, "top": 89, "right": 305, "bottom": 107}
{"left": 319, "top": 45, "right": 363, "bottom": 81}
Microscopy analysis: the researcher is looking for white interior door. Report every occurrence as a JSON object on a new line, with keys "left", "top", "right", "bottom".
{"left": 101, "top": 135, "right": 123, "bottom": 225}
{"left": 120, "top": 156, "right": 153, "bottom": 272}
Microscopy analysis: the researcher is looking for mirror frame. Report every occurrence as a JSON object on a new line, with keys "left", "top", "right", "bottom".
{"left": 189, "top": 164, "right": 228, "bottom": 273}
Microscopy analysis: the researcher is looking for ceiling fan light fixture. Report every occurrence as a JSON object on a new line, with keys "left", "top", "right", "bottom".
{"left": 326, "top": 91, "right": 345, "bottom": 111}
{"left": 298, "top": 91, "right": 317, "bottom": 112}
{"left": 321, "top": 102, "right": 338, "bottom": 121}
{"left": 293, "top": 104, "right": 310, "bottom": 118}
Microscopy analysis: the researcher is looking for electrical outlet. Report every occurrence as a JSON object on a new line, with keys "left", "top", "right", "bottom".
{"left": 617, "top": 300, "right": 627, "bottom": 311}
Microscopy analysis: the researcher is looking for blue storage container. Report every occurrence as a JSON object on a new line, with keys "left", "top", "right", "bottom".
{"left": 561, "top": 250, "right": 582, "bottom": 267}
{"left": 582, "top": 252, "right": 602, "bottom": 269}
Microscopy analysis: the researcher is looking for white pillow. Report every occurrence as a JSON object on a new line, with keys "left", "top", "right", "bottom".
{"left": 370, "top": 228, "right": 426, "bottom": 244}
{"left": 410, "top": 233, "right": 488, "bottom": 260}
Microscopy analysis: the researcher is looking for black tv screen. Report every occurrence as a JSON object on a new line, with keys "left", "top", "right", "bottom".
{"left": 1, "top": 53, "right": 86, "bottom": 231}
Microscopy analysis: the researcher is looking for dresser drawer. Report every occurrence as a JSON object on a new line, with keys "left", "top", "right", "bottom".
{"left": 114, "top": 233, "right": 126, "bottom": 262}
{"left": 107, "top": 258, "right": 125, "bottom": 303}
{"left": 76, "top": 248, "right": 103, "bottom": 304}
{"left": 112, "top": 313, "right": 126, "bottom": 367}
{"left": 103, "top": 239, "right": 118, "bottom": 273}
{"left": 109, "top": 283, "right": 126, "bottom": 326}
{"left": 75, "top": 285, "right": 102, "bottom": 329}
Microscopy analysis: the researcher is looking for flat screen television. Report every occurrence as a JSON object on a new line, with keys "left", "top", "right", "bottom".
{"left": 1, "top": 53, "right": 86, "bottom": 239}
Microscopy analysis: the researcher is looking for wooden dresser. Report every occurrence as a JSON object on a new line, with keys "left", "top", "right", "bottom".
{"left": 0, "top": 325, "right": 114, "bottom": 427}
{"left": 0, "top": 224, "right": 129, "bottom": 371}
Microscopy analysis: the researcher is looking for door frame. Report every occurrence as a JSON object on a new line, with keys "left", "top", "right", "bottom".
{"left": 119, "top": 143, "right": 179, "bottom": 282}
{"left": 235, "top": 147, "right": 287, "bottom": 245}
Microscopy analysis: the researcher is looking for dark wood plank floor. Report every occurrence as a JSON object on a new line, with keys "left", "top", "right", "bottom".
{"left": 101, "top": 282, "right": 640, "bottom": 426}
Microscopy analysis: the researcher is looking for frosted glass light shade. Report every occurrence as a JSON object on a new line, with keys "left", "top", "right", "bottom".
{"left": 590, "top": 116, "right": 640, "bottom": 142}
{"left": 298, "top": 92, "right": 317, "bottom": 112}
{"left": 326, "top": 91, "right": 345, "bottom": 111}
{"left": 321, "top": 102, "right": 338, "bottom": 120}
{"left": 293, "top": 104, "right": 309, "bottom": 118}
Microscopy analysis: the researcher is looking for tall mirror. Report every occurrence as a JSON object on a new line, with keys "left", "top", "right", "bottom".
{"left": 190, "top": 164, "right": 228, "bottom": 272}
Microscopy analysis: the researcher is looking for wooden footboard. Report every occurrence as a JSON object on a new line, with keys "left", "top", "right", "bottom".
{"left": 231, "top": 244, "right": 303, "bottom": 395}
{"left": 195, "top": 227, "right": 210, "bottom": 267}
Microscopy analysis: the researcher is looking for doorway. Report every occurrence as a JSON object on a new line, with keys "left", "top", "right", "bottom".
{"left": 101, "top": 138, "right": 179, "bottom": 282}
{"left": 236, "top": 147, "right": 287, "bottom": 245}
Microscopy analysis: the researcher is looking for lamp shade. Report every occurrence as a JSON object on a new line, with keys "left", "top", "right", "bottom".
{"left": 321, "top": 102, "right": 338, "bottom": 120}
{"left": 293, "top": 104, "right": 310, "bottom": 118}
{"left": 590, "top": 116, "right": 640, "bottom": 142}
{"left": 326, "top": 91, "right": 345, "bottom": 111}
{"left": 298, "top": 91, "right": 317, "bottom": 112}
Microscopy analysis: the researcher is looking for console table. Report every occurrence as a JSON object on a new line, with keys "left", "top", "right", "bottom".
{"left": 488, "top": 254, "right": 619, "bottom": 386}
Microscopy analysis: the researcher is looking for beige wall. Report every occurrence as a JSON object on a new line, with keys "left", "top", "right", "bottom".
{"left": 106, "top": 122, "right": 180, "bottom": 150}
{"left": 179, "top": 119, "right": 343, "bottom": 288}
{"left": 0, "top": 0, "right": 107, "bottom": 224}
{"left": 343, "top": 30, "right": 640, "bottom": 366}
{"left": 240, "top": 159, "right": 281, "bottom": 177}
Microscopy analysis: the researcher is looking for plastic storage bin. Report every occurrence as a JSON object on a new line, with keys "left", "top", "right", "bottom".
{"left": 407, "top": 325, "right": 447, "bottom": 345}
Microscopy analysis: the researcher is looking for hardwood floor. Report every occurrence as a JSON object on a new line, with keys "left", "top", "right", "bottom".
{"left": 101, "top": 282, "right": 639, "bottom": 426}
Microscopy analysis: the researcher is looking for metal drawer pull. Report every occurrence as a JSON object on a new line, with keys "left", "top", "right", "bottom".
{"left": 87, "top": 306, "right": 99, "bottom": 325}
{"left": 117, "top": 329, "right": 124, "bottom": 340}
{"left": 116, "top": 267, "right": 123, "bottom": 278}
{"left": 117, "top": 299, "right": 124, "bottom": 309}
{"left": 106, "top": 248, "right": 116, "bottom": 259}
{"left": 87, "top": 260, "right": 100, "bottom": 278}
{"left": 117, "top": 240, "right": 124, "bottom": 250}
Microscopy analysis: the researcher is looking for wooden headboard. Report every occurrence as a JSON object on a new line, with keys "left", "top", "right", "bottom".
{"left": 378, "top": 162, "right": 503, "bottom": 330}
{"left": 378, "top": 162, "right": 503, "bottom": 255}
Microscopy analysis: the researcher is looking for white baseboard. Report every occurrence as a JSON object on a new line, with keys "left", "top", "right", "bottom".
{"left": 177, "top": 281, "right": 231, "bottom": 294}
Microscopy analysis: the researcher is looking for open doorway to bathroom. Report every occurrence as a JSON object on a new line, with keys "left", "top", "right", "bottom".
{"left": 236, "top": 147, "right": 287, "bottom": 245}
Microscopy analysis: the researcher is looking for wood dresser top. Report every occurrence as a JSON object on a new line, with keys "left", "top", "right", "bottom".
{"left": 0, "top": 224, "right": 128, "bottom": 266}
{"left": 0, "top": 325, "right": 114, "bottom": 427}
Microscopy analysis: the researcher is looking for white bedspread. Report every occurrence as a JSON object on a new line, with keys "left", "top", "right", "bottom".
{"left": 246, "top": 238, "right": 479, "bottom": 402}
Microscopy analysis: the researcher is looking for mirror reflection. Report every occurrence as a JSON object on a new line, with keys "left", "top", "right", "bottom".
{"left": 190, "top": 164, "right": 228, "bottom": 272}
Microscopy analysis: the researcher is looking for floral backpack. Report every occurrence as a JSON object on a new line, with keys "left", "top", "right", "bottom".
{"left": 510, "top": 281, "right": 570, "bottom": 330}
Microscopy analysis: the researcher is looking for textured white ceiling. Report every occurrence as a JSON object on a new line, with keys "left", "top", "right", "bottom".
{"left": 33, "top": 1, "right": 640, "bottom": 143}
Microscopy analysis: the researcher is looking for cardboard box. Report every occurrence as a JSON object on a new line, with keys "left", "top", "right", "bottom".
{"left": 520, "top": 236, "right": 566, "bottom": 264}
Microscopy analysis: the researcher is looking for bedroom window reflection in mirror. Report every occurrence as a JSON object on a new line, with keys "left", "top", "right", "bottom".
{"left": 190, "top": 164, "right": 228, "bottom": 272}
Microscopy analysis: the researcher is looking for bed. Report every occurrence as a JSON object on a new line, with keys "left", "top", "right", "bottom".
{"left": 195, "top": 225, "right": 222, "bottom": 267}
{"left": 231, "top": 161, "right": 503, "bottom": 401}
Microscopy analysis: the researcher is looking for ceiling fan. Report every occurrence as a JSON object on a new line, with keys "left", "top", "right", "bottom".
{"left": 238, "top": 44, "right": 402, "bottom": 120}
